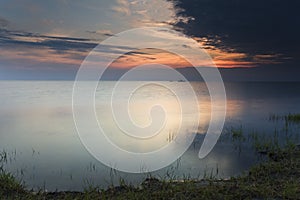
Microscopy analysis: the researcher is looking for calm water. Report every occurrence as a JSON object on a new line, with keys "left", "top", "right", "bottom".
{"left": 0, "top": 81, "right": 300, "bottom": 191}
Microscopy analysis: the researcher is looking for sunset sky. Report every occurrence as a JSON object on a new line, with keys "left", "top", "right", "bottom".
{"left": 0, "top": 0, "right": 299, "bottom": 80}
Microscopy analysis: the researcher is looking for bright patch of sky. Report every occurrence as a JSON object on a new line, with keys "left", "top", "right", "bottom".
{"left": 0, "top": 0, "right": 178, "bottom": 39}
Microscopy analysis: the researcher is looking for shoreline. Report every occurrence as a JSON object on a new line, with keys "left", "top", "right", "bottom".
{"left": 1, "top": 145, "right": 299, "bottom": 199}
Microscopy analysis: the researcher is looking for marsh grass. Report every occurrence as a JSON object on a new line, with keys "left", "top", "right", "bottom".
{"left": 0, "top": 171, "right": 27, "bottom": 198}
{"left": 269, "top": 113, "right": 300, "bottom": 124}
{"left": 229, "top": 126, "right": 245, "bottom": 142}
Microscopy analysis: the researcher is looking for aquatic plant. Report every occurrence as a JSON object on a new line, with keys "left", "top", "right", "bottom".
{"left": 269, "top": 113, "right": 300, "bottom": 124}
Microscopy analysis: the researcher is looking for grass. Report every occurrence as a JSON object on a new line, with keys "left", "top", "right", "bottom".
{"left": 269, "top": 113, "right": 300, "bottom": 124}
{"left": 228, "top": 126, "right": 245, "bottom": 142}
{"left": 0, "top": 171, "right": 27, "bottom": 198}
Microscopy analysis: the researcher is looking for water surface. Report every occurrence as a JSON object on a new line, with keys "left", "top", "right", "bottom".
{"left": 0, "top": 81, "right": 300, "bottom": 191}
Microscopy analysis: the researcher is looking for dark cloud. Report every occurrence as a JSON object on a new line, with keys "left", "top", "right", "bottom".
{"left": 86, "top": 30, "right": 114, "bottom": 37}
{"left": 171, "top": 0, "right": 300, "bottom": 63}
{"left": 0, "top": 28, "right": 137, "bottom": 56}
{"left": 0, "top": 29, "right": 97, "bottom": 52}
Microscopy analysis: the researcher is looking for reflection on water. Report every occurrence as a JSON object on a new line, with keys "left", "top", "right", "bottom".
{"left": 95, "top": 82, "right": 202, "bottom": 153}
{"left": 0, "top": 81, "right": 300, "bottom": 191}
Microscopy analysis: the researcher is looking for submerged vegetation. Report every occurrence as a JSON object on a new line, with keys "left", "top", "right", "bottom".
{"left": 1, "top": 113, "right": 300, "bottom": 199}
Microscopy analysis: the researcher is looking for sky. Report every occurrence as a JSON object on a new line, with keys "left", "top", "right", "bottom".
{"left": 0, "top": 0, "right": 299, "bottom": 81}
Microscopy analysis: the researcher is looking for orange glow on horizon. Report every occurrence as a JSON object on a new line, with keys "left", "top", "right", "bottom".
{"left": 109, "top": 48, "right": 256, "bottom": 69}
